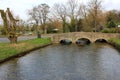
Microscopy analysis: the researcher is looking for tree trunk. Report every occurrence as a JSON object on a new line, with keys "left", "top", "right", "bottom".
{"left": 8, "top": 34, "right": 17, "bottom": 44}
{"left": 43, "top": 25, "right": 47, "bottom": 34}
{"left": 37, "top": 31, "right": 41, "bottom": 38}
{"left": 63, "top": 22, "right": 66, "bottom": 33}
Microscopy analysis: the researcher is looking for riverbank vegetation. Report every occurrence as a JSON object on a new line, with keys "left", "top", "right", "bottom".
{"left": 0, "top": 38, "right": 51, "bottom": 60}
{"left": 109, "top": 38, "right": 120, "bottom": 51}
{"left": 101, "top": 28, "right": 120, "bottom": 33}
{"left": 109, "top": 38, "right": 120, "bottom": 44}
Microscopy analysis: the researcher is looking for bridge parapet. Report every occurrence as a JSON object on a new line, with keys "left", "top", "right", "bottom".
{"left": 49, "top": 32, "right": 120, "bottom": 43}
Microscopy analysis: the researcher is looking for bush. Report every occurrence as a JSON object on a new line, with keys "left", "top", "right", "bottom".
{"left": 107, "top": 20, "right": 116, "bottom": 28}
{"left": 101, "top": 28, "right": 120, "bottom": 33}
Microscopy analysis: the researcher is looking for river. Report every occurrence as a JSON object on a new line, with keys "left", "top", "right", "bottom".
{"left": 0, "top": 43, "right": 120, "bottom": 80}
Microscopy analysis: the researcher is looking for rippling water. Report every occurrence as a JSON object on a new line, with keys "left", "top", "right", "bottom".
{"left": 0, "top": 43, "right": 120, "bottom": 80}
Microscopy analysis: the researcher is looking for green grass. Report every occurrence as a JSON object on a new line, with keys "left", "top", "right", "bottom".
{"left": 109, "top": 38, "right": 120, "bottom": 45}
{"left": 0, "top": 38, "right": 51, "bottom": 60}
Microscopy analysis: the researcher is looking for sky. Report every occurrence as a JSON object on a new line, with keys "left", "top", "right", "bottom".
{"left": 0, "top": 0, "right": 120, "bottom": 21}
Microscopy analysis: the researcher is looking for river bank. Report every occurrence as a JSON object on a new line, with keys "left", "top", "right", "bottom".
{"left": 0, "top": 38, "right": 52, "bottom": 63}
{"left": 109, "top": 38, "right": 120, "bottom": 52}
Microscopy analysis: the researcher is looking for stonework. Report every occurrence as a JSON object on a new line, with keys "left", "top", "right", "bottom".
{"left": 48, "top": 32, "right": 120, "bottom": 43}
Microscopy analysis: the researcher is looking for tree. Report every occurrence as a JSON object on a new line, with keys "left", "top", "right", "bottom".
{"left": 76, "top": 19, "right": 83, "bottom": 31}
{"left": 107, "top": 20, "right": 116, "bottom": 28}
{"left": 87, "top": 0, "right": 103, "bottom": 31}
{"left": 47, "top": 19, "right": 62, "bottom": 33}
{"left": 28, "top": 7, "right": 41, "bottom": 37}
{"left": 38, "top": 4, "right": 50, "bottom": 34}
{"left": 0, "top": 8, "right": 19, "bottom": 44}
{"left": 52, "top": 0, "right": 82, "bottom": 32}
{"left": 67, "top": 0, "right": 80, "bottom": 32}
{"left": 52, "top": 3, "right": 68, "bottom": 33}
{"left": 79, "top": 4, "right": 89, "bottom": 25}
{"left": 106, "top": 10, "right": 120, "bottom": 26}
{"left": 28, "top": 3, "right": 50, "bottom": 34}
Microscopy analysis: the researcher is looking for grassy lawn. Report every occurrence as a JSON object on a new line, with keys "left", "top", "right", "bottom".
{"left": 0, "top": 38, "right": 51, "bottom": 60}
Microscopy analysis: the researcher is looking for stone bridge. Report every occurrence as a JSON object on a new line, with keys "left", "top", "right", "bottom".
{"left": 47, "top": 32, "right": 120, "bottom": 43}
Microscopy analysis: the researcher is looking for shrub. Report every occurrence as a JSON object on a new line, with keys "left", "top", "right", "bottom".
{"left": 107, "top": 20, "right": 116, "bottom": 28}
{"left": 101, "top": 28, "right": 120, "bottom": 33}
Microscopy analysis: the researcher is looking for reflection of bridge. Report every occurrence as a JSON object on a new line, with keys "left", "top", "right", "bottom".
{"left": 47, "top": 32, "right": 120, "bottom": 43}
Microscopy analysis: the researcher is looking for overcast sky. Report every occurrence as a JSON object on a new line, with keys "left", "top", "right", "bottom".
{"left": 0, "top": 0, "right": 120, "bottom": 20}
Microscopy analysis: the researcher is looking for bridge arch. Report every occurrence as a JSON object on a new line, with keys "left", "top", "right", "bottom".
{"left": 59, "top": 38, "right": 73, "bottom": 43}
{"left": 95, "top": 39, "right": 107, "bottom": 43}
{"left": 76, "top": 38, "right": 91, "bottom": 45}
{"left": 60, "top": 39, "right": 72, "bottom": 45}
{"left": 75, "top": 38, "right": 91, "bottom": 42}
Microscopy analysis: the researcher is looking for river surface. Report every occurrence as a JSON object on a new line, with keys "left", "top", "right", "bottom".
{"left": 0, "top": 43, "right": 120, "bottom": 80}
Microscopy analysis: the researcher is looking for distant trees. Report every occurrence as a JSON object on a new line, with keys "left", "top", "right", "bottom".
{"left": 106, "top": 10, "right": 120, "bottom": 23}
{"left": 52, "top": 3, "right": 68, "bottom": 33}
{"left": 0, "top": 8, "right": 19, "bottom": 44}
{"left": 106, "top": 10, "right": 120, "bottom": 28}
{"left": 52, "top": 0, "right": 83, "bottom": 32}
{"left": 26, "top": 0, "right": 106, "bottom": 33}
{"left": 87, "top": 0, "right": 103, "bottom": 31}
{"left": 47, "top": 20, "right": 62, "bottom": 33}
{"left": 28, "top": 3, "right": 50, "bottom": 35}
{"left": 26, "top": 0, "right": 120, "bottom": 33}
{"left": 78, "top": 0, "right": 104, "bottom": 32}
{"left": 52, "top": 0, "right": 105, "bottom": 32}
{"left": 67, "top": 0, "right": 81, "bottom": 32}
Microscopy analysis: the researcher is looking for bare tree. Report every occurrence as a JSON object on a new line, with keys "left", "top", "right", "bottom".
{"left": 52, "top": 3, "right": 68, "bottom": 33}
{"left": 38, "top": 4, "right": 50, "bottom": 34}
{"left": 66, "top": 0, "right": 80, "bottom": 32}
{"left": 28, "top": 7, "right": 41, "bottom": 37}
{"left": 52, "top": 0, "right": 81, "bottom": 32}
{"left": 87, "top": 0, "right": 103, "bottom": 31}
{"left": 67, "top": 0, "right": 79, "bottom": 18}
{"left": 78, "top": 4, "right": 89, "bottom": 24}
{"left": 28, "top": 3, "right": 50, "bottom": 34}
{"left": 0, "top": 8, "right": 19, "bottom": 44}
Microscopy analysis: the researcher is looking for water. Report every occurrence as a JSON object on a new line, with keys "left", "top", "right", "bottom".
{"left": 0, "top": 43, "right": 120, "bottom": 80}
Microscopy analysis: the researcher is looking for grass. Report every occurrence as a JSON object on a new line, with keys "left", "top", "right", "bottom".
{"left": 0, "top": 38, "right": 51, "bottom": 60}
{"left": 109, "top": 38, "right": 120, "bottom": 45}
{"left": 108, "top": 38, "right": 120, "bottom": 51}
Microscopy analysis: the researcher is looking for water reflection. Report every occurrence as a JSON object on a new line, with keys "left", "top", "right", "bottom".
{"left": 0, "top": 43, "right": 120, "bottom": 80}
